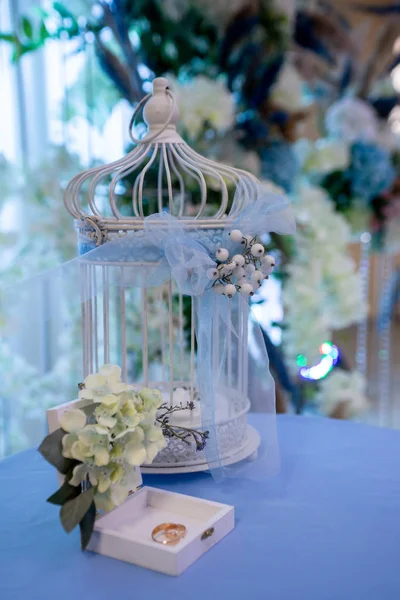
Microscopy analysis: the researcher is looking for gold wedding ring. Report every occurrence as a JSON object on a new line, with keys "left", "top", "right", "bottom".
{"left": 151, "top": 523, "right": 187, "bottom": 545}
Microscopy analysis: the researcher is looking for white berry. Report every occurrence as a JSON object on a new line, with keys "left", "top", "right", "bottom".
{"left": 251, "top": 270, "right": 264, "bottom": 285}
{"left": 232, "top": 254, "right": 245, "bottom": 267}
{"left": 223, "top": 284, "right": 237, "bottom": 298}
{"left": 242, "top": 234, "right": 253, "bottom": 245}
{"left": 214, "top": 284, "right": 225, "bottom": 295}
{"left": 262, "top": 254, "right": 275, "bottom": 268}
{"left": 229, "top": 229, "right": 243, "bottom": 242}
{"left": 222, "top": 262, "right": 236, "bottom": 274}
{"left": 233, "top": 266, "right": 246, "bottom": 279}
{"left": 261, "top": 264, "right": 273, "bottom": 275}
{"left": 251, "top": 243, "right": 264, "bottom": 257}
{"left": 245, "top": 263, "right": 255, "bottom": 275}
{"left": 207, "top": 268, "right": 219, "bottom": 280}
{"left": 239, "top": 283, "right": 254, "bottom": 296}
{"left": 216, "top": 248, "right": 229, "bottom": 261}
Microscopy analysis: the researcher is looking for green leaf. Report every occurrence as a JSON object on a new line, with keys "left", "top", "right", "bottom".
{"left": 33, "top": 6, "right": 50, "bottom": 20}
{"left": 47, "top": 480, "right": 81, "bottom": 506}
{"left": 21, "top": 17, "right": 33, "bottom": 40}
{"left": 38, "top": 428, "right": 74, "bottom": 474}
{"left": 39, "top": 20, "right": 51, "bottom": 42}
{"left": 60, "top": 487, "right": 94, "bottom": 534}
{"left": 11, "top": 41, "right": 42, "bottom": 61}
{"left": 0, "top": 33, "right": 17, "bottom": 43}
{"left": 52, "top": 2, "right": 75, "bottom": 20}
{"left": 79, "top": 501, "right": 97, "bottom": 550}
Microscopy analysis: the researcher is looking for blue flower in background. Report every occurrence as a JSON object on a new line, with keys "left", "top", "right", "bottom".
{"left": 260, "top": 140, "right": 299, "bottom": 192}
{"left": 350, "top": 141, "right": 395, "bottom": 201}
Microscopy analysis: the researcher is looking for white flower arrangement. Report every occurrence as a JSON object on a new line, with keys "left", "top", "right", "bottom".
{"left": 167, "top": 75, "right": 235, "bottom": 140}
{"left": 370, "top": 75, "right": 397, "bottom": 100}
{"left": 269, "top": 62, "right": 306, "bottom": 112}
{"left": 282, "top": 184, "right": 367, "bottom": 371}
{"left": 316, "top": 370, "right": 369, "bottom": 418}
{"left": 62, "top": 365, "right": 166, "bottom": 510}
{"left": 38, "top": 364, "right": 167, "bottom": 549}
{"left": 294, "top": 138, "right": 350, "bottom": 175}
{"left": 325, "top": 97, "right": 379, "bottom": 143}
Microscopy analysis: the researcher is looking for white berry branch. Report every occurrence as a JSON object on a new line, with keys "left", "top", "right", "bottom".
{"left": 208, "top": 229, "right": 276, "bottom": 298}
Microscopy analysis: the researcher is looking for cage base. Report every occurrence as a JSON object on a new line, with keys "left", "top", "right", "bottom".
{"left": 141, "top": 425, "right": 261, "bottom": 474}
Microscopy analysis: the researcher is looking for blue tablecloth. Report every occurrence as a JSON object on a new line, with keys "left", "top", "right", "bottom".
{"left": 1, "top": 414, "right": 399, "bottom": 600}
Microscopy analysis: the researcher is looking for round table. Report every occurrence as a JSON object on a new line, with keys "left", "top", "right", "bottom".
{"left": 1, "top": 415, "right": 399, "bottom": 600}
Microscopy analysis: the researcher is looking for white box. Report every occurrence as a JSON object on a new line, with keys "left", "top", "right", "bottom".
{"left": 87, "top": 486, "right": 235, "bottom": 576}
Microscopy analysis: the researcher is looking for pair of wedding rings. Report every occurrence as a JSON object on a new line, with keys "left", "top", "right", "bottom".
{"left": 151, "top": 522, "right": 187, "bottom": 546}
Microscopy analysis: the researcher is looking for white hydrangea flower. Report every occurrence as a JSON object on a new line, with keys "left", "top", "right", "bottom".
{"left": 139, "top": 387, "right": 163, "bottom": 411}
{"left": 259, "top": 179, "right": 285, "bottom": 195}
{"left": 60, "top": 365, "right": 166, "bottom": 513}
{"left": 142, "top": 424, "right": 167, "bottom": 463}
{"left": 124, "top": 427, "right": 147, "bottom": 465}
{"left": 325, "top": 97, "right": 379, "bottom": 143}
{"left": 377, "top": 123, "right": 400, "bottom": 153}
{"left": 269, "top": 62, "right": 306, "bottom": 112}
{"left": 295, "top": 138, "right": 350, "bottom": 175}
{"left": 98, "top": 364, "right": 122, "bottom": 384}
{"left": 79, "top": 364, "right": 128, "bottom": 400}
{"left": 391, "top": 64, "right": 400, "bottom": 94}
{"left": 370, "top": 75, "right": 396, "bottom": 99}
{"left": 168, "top": 75, "right": 235, "bottom": 140}
{"left": 283, "top": 184, "right": 367, "bottom": 373}
{"left": 94, "top": 465, "right": 142, "bottom": 511}
{"left": 60, "top": 408, "right": 86, "bottom": 433}
{"left": 316, "top": 370, "right": 368, "bottom": 418}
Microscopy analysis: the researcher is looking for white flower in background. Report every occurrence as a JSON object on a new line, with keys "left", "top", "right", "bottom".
{"left": 295, "top": 138, "right": 350, "bottom": 175}
{"left": 187, "top": 0, "right": 247, "bottom": 28}
{"left": 377, "top": 123, "right": 400, "bottom": 152}
{"left": 283, "top": 184, "right": 367, "bottom": 375}
{"left": 260, "top": 178, "right": 285, "bottom": 195}
{"left": 391, "top": 64, "right": 400, "bottom": 94}
{"left": 316, "top": 370, "right": 368, "bottom": 418}
{"left": 0, "top": 154, "right": 21, "bottom": 206}
{"left": 61, "top": 365, "right": 165, "bottom": 512}
{"left": 325, "top": 97, "right": 379, "bottom": 143}
{"left": 168, "top": 75, "right": 235, "bottom": 140}
{"left": 370, "top": 75, "right": 396, "bottom": 99}
{"left": 204, "top": 132, "right": 261, "bottom": 190}
{"left": 163, "top": 0, "right": 188, "bottom": 21}
{"left": 163, "top": 0, "right": 294, "bottom": 30}
{"left": 269, "top": 62, "right": 306, "bottom": 112}
{"left": 282, "top": 262, "right": 331, "bottom": 366}
{"left": 386, "top": 217, "right": 400, "bottom": 254}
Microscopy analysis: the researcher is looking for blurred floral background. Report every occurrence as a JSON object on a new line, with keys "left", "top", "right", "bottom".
{"left": 0, "top": 0, "right": 399, "bottom": 456}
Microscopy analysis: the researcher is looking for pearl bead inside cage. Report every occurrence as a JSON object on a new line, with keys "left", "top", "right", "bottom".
{"left": 63, "top": 77, "right": 269, "bottom": 473}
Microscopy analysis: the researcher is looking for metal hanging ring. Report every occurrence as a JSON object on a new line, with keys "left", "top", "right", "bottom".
{"left": 129, "top": 89, "right": 176, "bottom": 145}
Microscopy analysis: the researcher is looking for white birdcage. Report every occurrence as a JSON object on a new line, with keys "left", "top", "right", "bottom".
{"left": 63, "top": 77, "right": 283, "bottom": 474}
